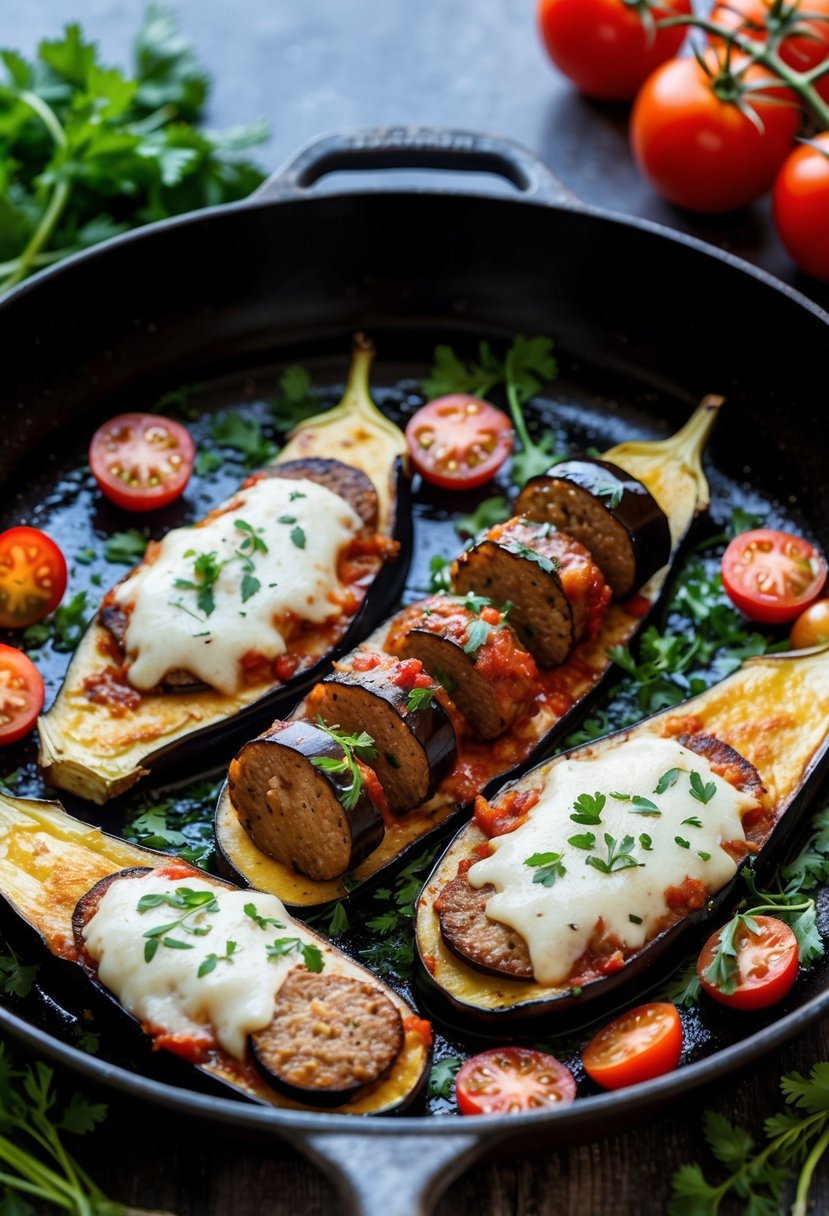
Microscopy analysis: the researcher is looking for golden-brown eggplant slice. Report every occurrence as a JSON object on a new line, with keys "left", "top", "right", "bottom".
{"left": 307, "top": 654, "right": 457, "bottom": 812}
{"left": 0, "top": 797, "right": 431, "bottom": 1115}
{"left": 385, "top": 595, "right": 539, "bottom": 741}
{"left": 451, "top": 519, "right": 611, "bottom": 668}
{"left": 415, "top": 647, "right": 829, "bottom": 1026}
{"left": 515, "top": 456, "right": 671, "bottom": 598}
{"left": 227, "top": 720, "right": 385, "bottom": 881}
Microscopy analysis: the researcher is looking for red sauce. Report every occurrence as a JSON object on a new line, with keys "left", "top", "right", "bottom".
{"left": 402, "top": 1016, "right": 433, "bottom": 1047}
{"left": 474, "top": 789, "right": 540, "bottom": 838}
{"left": 391, "top": 657, "right": 433, "bottom": 692}
{"left": 81, "top": 667, "right": 142, "bottom": 714}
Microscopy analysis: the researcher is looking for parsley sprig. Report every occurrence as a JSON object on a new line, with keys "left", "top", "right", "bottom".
{"left": 311, "top": 718, "right": 379, "bottom": 811}
{"left": 422, "top": 335, "right": 561, "bottom": 485}
{"left": 525, "top": 851, "right": 567, "bottom": 887}
{"left": 586, "top": 833, "right": 642, "bottom": 874}
{"left": 137, "top": 885, "right": 219, "bottom": 962}
{"left": 265, "top": 937, "right": 324, "bottom": 973}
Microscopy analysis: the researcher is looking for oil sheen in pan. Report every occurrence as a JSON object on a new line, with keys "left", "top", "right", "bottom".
{"left": 0, "top": 340, "right": 824, "bottom": 1117}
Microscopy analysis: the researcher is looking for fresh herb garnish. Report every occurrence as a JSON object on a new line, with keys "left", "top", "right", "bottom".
{"left": 195, "top": 449, "right": 223, "bottom": 476}
{"left": 675, "top": 836, "right": 691, "bottom": 850}
{"left": 682, "top": 816, "right": 703, "bottom": 829}
{"left": 311, "top": 719, "right": 378, "bottom": 811}
{"left": 123, "top": 779, "right": 219, "bottom": 869}
{"left": 198, "top": 940, "right": 237, "bottom": 978}
{"left": 266, "top": 937, "right": 324, "bottom": 973}
{"left": 137, "top": 886, "right": 219, "bottom": 962}
{"left": 512, "top": 543, "right": 558, "bottom": 574}
{"left": 690, "top": 770, "right": 717, "bottom": 805}
{"left": 428, "top": 1057, "right": 463, "bottom": 1101}
{"left": 654, "top": 768, "right": 681, "bottom": 795}
{"left": 629, "top": 913, "right": 643, "bottom": 925}
{"left": 630, "top": 796, "right": 661, "bottom": 817}
{"left": 23, "top": 591, "right": 89, "bottom": 653}
{"left": 463, "top": 617, "right": 493, "bottom": 655}
{"left": 104, "top": 528, "right": 149, "bottom": 564}
{"left": 595, "top": 484, "right": 624, "bottom": 510}
{"left": 175, "top": 549, "right": 224, "bottom": 617}
{"left": 361, "top": 846, "right": 440, "bottom": 982}
{"left": 524, "top": 851, "right": 567, "bottom": 887}
{"left": 0, "top": 946, "right": 38, "bottom": 999}
{"left": 570, "top": 792, "right": 606, "bottom": 826}
{"left": 244, "top": 903, "right": 285, "bottom": 931}
{"left": 567, "top": 833, "right": 596, "bottom": 851}
{"left": 271, "top": 364, "right": 321, "bottom": 430}
{"left": 428, "top": 554, "right": 453, "bottom": 593}
{"left": 211, "top": 411, "right": 276, "bottom": 467}
{"left": 290, "top": 524, "right": 306, "bottom": 549}
{"left": 406, "top": 685, "right": 438, "bottom": 713}
{"left": 639, "top": 834, "right": 654, "bottom": 851}
{"left": 456, "top": 495, "right": 510, "bottom": 538}
{"left": 235, "top": 518, "right": 268, "bottom": 555}
{"left": 586, "top": 833, "right": 641, "bottom": 874}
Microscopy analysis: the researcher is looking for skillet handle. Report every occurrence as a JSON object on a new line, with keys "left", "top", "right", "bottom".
{"left": 251, "top": 126, "right": 576, "bottom": 206}
{"left": 297, "top": 1127, "right": 486, "bottom": 1216}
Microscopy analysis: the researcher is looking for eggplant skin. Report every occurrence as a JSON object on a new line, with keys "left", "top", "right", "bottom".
{"left": 516, "top": 457, "right": 671, "bottom": 599}
{"left": 227, "top": 720, "right": 385, "bottom": 882}
{"left": 309, "top": 658, "right": 457, "bottom": 812}
{"left": 249, "top": 969, "right": 404, "bottom": 1107}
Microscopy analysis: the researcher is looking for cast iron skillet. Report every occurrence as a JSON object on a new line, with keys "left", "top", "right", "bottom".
{"left": 2, "top": 127, "right": 829, "bottom": 1216}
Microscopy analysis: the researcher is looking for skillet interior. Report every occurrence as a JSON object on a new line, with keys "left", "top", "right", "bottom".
{"left": 1, "top": 179, "right": 829, "bottom": 1186}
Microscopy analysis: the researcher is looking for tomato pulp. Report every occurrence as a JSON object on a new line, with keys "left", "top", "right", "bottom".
{"left": 455, "top": 1046, "right": 576, "bottom": 1115}
{"left": 698, "top": 915, "right": 799, "bottom": 1010}
{"left": 721, "top": 529, "right": 827, "bottom": 625}
{"left": 405, "top": 395, "right": 513, "bottom": 490}
{"left": 0, "top": 527, "right": 67, "bottom": 628}
{"left": 89, "top": 413, "right": 196, "bottom": 511}
{"left": 0, "top": 645, "right": 45, "bottom": 745}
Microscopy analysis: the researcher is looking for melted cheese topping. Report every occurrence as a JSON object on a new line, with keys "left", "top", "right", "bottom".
{"left": 83, "top": 875, "right": 305, "bottom": 1059}
{"left": 114, "top": 478, "right": 361, "bottom": 694}
{"left": 468, "top": 737, "right": 759, "bottom": 985}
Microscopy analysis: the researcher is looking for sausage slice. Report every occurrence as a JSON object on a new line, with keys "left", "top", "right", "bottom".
{"left": 250, "top": 969, "right": 404, "bottom": 1105}
{"left": 451, "top": 518, "right": 611, "bottom": 668}
{"left": 228, "top": 720, "right": 385, "bottom": 881}
{"left": 435, "top": 876, "right": 533, "bottom": 979}
{"left": 307, "top": 653, "right": 457, "bottom": 812}
{"left": 256, "top": 458, "right": 378, "bottom": 530}
{"left": 516, "top": 457, "right": 671, "bottom": 598}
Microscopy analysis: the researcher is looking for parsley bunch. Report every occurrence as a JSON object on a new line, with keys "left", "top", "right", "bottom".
{"left": 0, "top": 4, "right": 267, "bottom": 296}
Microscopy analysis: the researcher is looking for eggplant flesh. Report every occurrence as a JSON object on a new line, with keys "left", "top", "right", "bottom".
{"left": 227, "top": 720, "right": 385, "bottom": 882}
{"left": 515, "top": 456, "right": 671, "bottom": 599}
{"left": 414, "top": 647, "right": 829, "bottom": 1026}
{"left": 309, "top": 659, "right": 457, "bottom": 812}
{"left": 0, "top": 796, "right": 430, "bottom": 1115}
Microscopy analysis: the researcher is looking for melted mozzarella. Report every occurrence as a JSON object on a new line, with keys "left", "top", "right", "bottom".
{"left": 468, "top": 736, "right": 759, "bottom": 986}
{"left": 114, "top": 477, "right": 361, "bottom": 694}
{"left": 83, "top": 876, "right": 305, "bottom": 1059}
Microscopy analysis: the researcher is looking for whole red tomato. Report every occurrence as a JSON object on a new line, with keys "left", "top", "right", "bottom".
{"left": 773, "top": 133, "right": 829, "bottom": 281}
{"left": 537, "top": 0, "right": 692, "bottom": 101}
{"left": 630, "top": 54, "right": 800, "bottom": 211}
{"left": 710, "top": 0, "right": 829, "bottom": 103}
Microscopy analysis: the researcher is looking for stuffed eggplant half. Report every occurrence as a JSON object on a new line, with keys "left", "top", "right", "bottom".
{"left": 414, "top": 647, "right": 829, "bottom": 1027}
{"left": 0, "top": 795, "right": 431, "bottom": 1113}
{"left": 215, "top": 398, "right": 722, "bottom": 909}
{"left": 37, "top": 338, "right": 411, "bottom": 805}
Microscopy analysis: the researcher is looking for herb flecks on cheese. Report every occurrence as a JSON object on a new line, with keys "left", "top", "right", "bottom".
{"left": 468, "top": 736, "right": 759, "bottom": 986}
{"left": 83, "top": 875, "right": 315, "bottom": 1061}
{"left": 113, "top": 477, "right": 361, "bottom": 694}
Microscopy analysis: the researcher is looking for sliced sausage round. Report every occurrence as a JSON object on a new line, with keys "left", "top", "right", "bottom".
{"left": 250, "top": 968, "right": 404, "bottom": 1105}
{"left": 435, "top": 875, "right": 533, "bottom": 979}
{"left": 227, "top": 720, "right": 385, "bottom": 881}
{"left": 258, "top": 458, "right": 378, "bottom": 529}
{"left": 515, "top": 457, "right": 671, "bottom": 599}
{"left": 451, "top": 518, "right": 611, "bottom": 668}
{"left": 307, "top": 653, "right": 456, "bottom": 813}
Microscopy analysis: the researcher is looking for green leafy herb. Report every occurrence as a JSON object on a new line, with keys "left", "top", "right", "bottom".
{"left": 195, "top": 448, "right": 223, "bottom": 476}
{"left": 525, "top": 851, "right": 567, "bottom": 887}
{"left": 630, "top": 796, "right": 661, "bottom": 817}
{"left": 0, "top": 769, "right": 20, "bottom": 793}
{"left": 698, "top": 851, "right": 712, "bottom": 862}
{"left": 244, "top": 903, "right": 285, "bottom": 931}
{"left": 198, "top": 940, "right": 237, "bottom": 978}
{"left": 211, "top": 411, "right": 276, "bottom": 467}
{"left": 103, "top": 527, "right": 149, "bottom": 564}
{"left": 240, "top": 572, "right": 260, "bottom": 602}
{"left": 570, "top": 792, "right": 606, "bottom": 826}
{"left": 0, "top": 7, "right": 267, "bottom": 296}
{"left": 567, "top": 832, "right": 596, "bottom": 851}
{"left": 406, "top": 685, "right": 438, "bottom": 713}
{"left": 271, "top": 364, "right": 321, "bottom": 430}
{"left": 428, "top": 1057, "right": 463, "bottom": 1101}
{"left": 670, "top": 1064, "right": 829, "bottom": 1216}
{"left": 310, "top": 719, "right": 378, "bottom": 811}
{"left": 0, "top": 948, "right": 38, "bottom": 999}
{"left": 675, "top": 836, "right": 691, "bottom": 850}
{"left": 428, "top": 554, "right": 453, "bottom": 593}
{"left": 423, "top": 336, "right": 560, "bottom": 485}
{"left": 690, "top": 770, "right": 717, "bottom": 805}
{"left": 123, "top": 779, "right": 220, "bottom": 869}
{"left": 265, "top": 937, "right": 324, "bottom": 973}
{"left": 682, "top": 816, "right": 703, "bottom": 829}
{"left": 629, "top": 913, "right": 643, "bottom": 925}
{"left": 639, "top": 833, "right": 654, "bottom": 851}
{"left": 290, "top": 525, "right": 306, "bottom": 549}
{"left": 595, "top": 484, "right": 623, "bottom": 510}
{"left": 175, "top": 549, "right": 224, "bottom": 617}
{"left": 456, "top": 495, "right": 510, "bottom": 538}
{"left": 74, "top": 547, "right": 95, "bottom": 566}
{"left": 23, "top": 591, "right": 89, "bottom": 653}
{"left": 234, "top": 518, "right": 268, "bottom": 555}
{"left": 512, "top": 543, "right": 557, "bottom": 574}
{"left": 586, "top": 833, "right": 641, "bottom": 874}
{"left": 361, "top": 846, "right": 440, "bottom": 981}
{"left": 463, "top": 618, "right": 493, "bottom": 656}
{"left": 137, "top": 885, "right": 219, "bottom": 963}
{"left": 655, "top": 768, "right": 681, "bottom": 795}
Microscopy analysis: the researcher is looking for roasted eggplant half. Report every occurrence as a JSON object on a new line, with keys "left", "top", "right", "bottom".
{"left": 414, "top": 647, "right": 829, "bottom": 1027}
{"left": 215, "top": 398, "right": 722, "bottom": 910}
{"left": 514, "top": 456, "right": 672, "bottom": 598}
{"left": 0, "top": 795, "right": 431, "bottom": 1114}
{"left": 37, "top": 337, "right": 411, "bottom": 805}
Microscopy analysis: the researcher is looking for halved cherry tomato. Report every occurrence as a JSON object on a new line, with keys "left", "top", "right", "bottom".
{"left": 698, "top": 914, "right": 799, "bottom": 1010}
{"left": 709, "top": 0, "right": 829, "bottom": 103}
{"left": 537, "top": 0, "right": 692, "bottom": 102}
{"left": 0, "top": 645, "right": 45, "bottom": 744}
{"left": 791, "top": 599, "right": 829, "bottom": 649}
{"left": 582, "top": 1002, "right": 682, "bottom": 1091}
{"left": 89, "top": 413, "right": 195, "bottom": 512}
{"left": 0, "top": 527, "right": 67, "bottom": 629}
{"left": 405, "top": 396, "right": 513, "bottom": 491}
{"left": 773, "top": 134, "right": 829, "bottom": 283}
{"left": 721, "top": 528, "right": 827, "bottom": 625}
{"left": 455, "top": 1046, "right": 576, "bottom": 1115}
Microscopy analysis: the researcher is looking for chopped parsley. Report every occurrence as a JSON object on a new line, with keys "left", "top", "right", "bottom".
{"left": 137, "top": 886, "right": 219, "bottom": 963}
{"left": 310, "top": 719, "right": 378, "bottom": 811}
{"left": 690, "top": 770, "right": 717, "bottom": 805}
{"left": 586, "top": 833, "right": 641, "bottom": 874}
{"left": 406, "top": 685, "right": 438, "bottom": 713}
{"left": 654, "top": 768, "right": 681, "bottom": 795}
{"left": 512, "top": 543, "right": 558, "bottom": 574}
{"left": 463, "top": 618, "right": 493, "bottom": 655}
{"left": 244, "top": 903, "right": 285, "bottom": 931}
{"left": 595, "top": 484, "right": 624, "bottom": 510}
{"left": 175, "top": 549, "right": 224, "bottom": 617}
{"left": 570, "top": 792, "right": 606, "bottom": 826}
{"left": 198, "top": 940, "right": 238, "bottom": 978}
{"left": 567, "top": 832, "right": 596, "bottom": 851}
{"left": 103, "top": 528, "right": 149, "bottom": 564}
{"left": 290, "top": 524, "right": 306, "bottom": 549}
{"left": 266, "top": 937, "right": 325, "bottom": 973}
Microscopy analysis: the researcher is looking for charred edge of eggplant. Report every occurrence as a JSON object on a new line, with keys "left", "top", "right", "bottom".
{"left": 314, "top": 666, "right": 457, "bottom": 812}
{"left": 228, "top": 720, "right": 386, "bottom": 882}
{"left": 415, "top": 733, "right": 829, "bottom": 1029}
{"left": 111, "top": 458, "right": 413, "bottom": 785}
{"left": 516, "top": 456, "right": 672, "bottom": 599}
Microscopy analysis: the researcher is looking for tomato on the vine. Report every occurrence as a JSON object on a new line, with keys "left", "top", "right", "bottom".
{"left": 773, "top": 134, "right": 829, "bottom": 282}
{"left": 455, "top": 1047, "right": 576, "bottom": 1115}
{"left": 0, "top": 645, "right": 45, "bottom": 745}
{"left": 698, "top": 915, "right": 799, "bottom": 1010}
{"left": 790, "top": 599, "right": 829, "bottom": 649}
{"left": 537, "top": 0, "right": 692, "bottom": 101}
{"left": 582, "top": 1002, "right": 683, "bottom": 1090}
{"left": 405, "top": 395, "right": 513, "bottom": 491}
{"left": 630, "top": 54, "right": 800, "bottom": 211}
{"left": 0, "top": 527, "right": 67, "bottom": 629}
{"left": 89, "top": 413, "right": 196, "bottom": 512}
{"left": 721, "top": 528, "right": 827, "bottom": 625}
{"left": 709, "top": 0, "right": 829, "bottom": 102}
